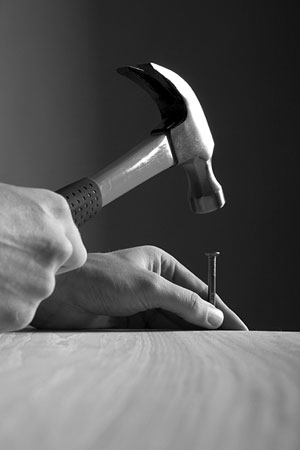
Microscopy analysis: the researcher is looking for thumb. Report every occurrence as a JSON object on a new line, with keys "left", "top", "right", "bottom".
{"left": 152, "top": 275, "right": 224, "bottom": 329}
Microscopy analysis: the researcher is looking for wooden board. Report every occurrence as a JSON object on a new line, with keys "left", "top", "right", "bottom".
{"left": 0, "top": 330, "right": 299, "bottom": 450}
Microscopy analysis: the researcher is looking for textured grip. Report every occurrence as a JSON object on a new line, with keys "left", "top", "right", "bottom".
{"left": 56, "top": 178, "right": 102, "bottom": 227}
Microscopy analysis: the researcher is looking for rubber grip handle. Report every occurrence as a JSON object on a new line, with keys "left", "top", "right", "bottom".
{"left": 56, "top": 177, "right": 102, "bottom": 227}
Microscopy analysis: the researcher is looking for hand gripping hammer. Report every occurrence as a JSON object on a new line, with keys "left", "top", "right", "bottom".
{"left": 57, "top": 63, "right": 225, "bottom": 226}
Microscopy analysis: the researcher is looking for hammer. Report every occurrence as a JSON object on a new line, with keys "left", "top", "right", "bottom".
{"left": 57, "top": 63, "right": 225, "bottom": 226}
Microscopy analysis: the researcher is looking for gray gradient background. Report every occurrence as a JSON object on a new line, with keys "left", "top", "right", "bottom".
{"left": 0, "top": 1, "right": 298, "bottom": 330}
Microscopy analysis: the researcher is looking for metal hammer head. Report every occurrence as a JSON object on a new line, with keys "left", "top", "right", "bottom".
{"left": 117, "top": 63, "right": 225, "bottom": 213}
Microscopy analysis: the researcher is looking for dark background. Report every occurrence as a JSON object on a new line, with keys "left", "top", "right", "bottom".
{"left": 0, "top": 1, "right": 299, "bottom": 330}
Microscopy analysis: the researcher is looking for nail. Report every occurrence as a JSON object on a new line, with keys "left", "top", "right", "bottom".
{"left": 205, "top": 251, "right": 220, "bottom": 306}
{"left": 207, "top": 307, "right": 224, "bottom": 328}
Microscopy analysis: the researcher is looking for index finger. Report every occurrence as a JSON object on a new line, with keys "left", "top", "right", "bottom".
{"left": 159, "top": 250, "right": 248, "bottom": 330}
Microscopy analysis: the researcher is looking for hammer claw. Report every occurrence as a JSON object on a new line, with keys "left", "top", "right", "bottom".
{"left": 117, "top": 63, "right": 187, "bottom": 133}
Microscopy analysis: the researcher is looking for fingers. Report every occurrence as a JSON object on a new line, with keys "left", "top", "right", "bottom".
{"left": 158, "top": 249, "right": 248, "bottom": 330}
{"left": 144, "top": 309, "right": 206, "bottom": 330}
{"left": 151, "top": 275, "right": 224, "bottom": 329}
{"left": 214, "top": 295, "right": 249, "bottom": 330}
{"left": 52, "top": 194, "right": 87, "bottom": 274}
{"left": 56, "top": 223, "right": 87, "bottom": 274}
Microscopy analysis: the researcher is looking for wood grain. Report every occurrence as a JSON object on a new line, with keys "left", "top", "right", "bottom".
{"left": 0, "top": 330, "right": 299, "bottom": 450}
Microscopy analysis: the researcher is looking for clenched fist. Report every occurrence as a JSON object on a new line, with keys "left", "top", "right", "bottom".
{"left": 0, "top": 183, "right": 87, "bottom": 331}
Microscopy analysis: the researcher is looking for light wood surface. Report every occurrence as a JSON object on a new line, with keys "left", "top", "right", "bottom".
{"left": 0, "top": 330, "right": 299, "bottom": 450}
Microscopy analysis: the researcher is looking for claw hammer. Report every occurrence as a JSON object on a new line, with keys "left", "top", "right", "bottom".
{"left": 57, "top": 63, "right": 225, "bottom": 226}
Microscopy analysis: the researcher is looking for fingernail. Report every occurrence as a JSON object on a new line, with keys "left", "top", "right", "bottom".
{"left": 207, "top": 307, "right": 224, "bottom": 328}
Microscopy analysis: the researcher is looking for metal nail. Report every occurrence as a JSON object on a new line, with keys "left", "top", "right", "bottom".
{"left": 205, "top": 252, "right": 220, "bottom": 306}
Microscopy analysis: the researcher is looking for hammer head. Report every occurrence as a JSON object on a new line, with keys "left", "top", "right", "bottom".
{"left": 117, "top": 63, "right": 225, "bottom": 213}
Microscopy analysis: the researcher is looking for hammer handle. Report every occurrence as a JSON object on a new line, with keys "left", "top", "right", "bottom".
{"left": 92, "top": 134, "right": 174, "bottom": 207}
{"left": 56, "top": 178, "right": 102, "bottom": 228}
{"left": 57, "top": 134, "right": 174, "bottom": 228}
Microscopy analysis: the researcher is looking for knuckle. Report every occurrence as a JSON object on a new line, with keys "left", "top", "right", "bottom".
{"left": 132, "top": 272, "right": 161, "bottom": 305}
{"left": 73, "top": 244, "right": 87, "bottom": 269}
{"left": 37, "top": 189, "right": 69, "bottom": 217}
{"left": 143, "top": 245, "right": 158, "bottom": 252}
{"left": 187, "top": 291, "right": 200, "bottom": 313}
{"left": 20, "top": 269, "right": 56, "bottom": 300}
{"left": 139, "top": 272, "right": 158, "bottom": 293}
{"left": 49, "top": 192, "right": 71, "bottom": 216}
{"left": 37, "top": 235, "right": 73, "bottom": 267}
{"left": 142, "top": 245, "right": 166, "bottom": 273}
{"left": 41, "top": 191, "right": 73, "bottom": 224}
{"left": 31, "top": 191, "right": 74, "bottom": 265}
{"left": 143, "top": 245, "right": 161, "bottom": 257}
{"left": 144, "top": 274, "right": 164, "bottom": 306}
{"left": 0, "top": 303, "right": 36, "bottom": 332}
{"left": 34, "top": 273, "right": 56, "bottom": 299}
{"left": 24, "top": 270, "right": 56, "bottom": 302}
{"left": 54, "top": 236, "right": 73, "bottom": 262}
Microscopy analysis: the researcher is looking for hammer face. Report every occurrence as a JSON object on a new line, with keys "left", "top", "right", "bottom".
{"left": 183, "top": 158, "right": 225, "bottom": 213}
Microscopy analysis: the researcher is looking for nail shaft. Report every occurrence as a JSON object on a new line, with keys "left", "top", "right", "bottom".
{"left": 205, "top": 252, "right": 220, "bottom": 306}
